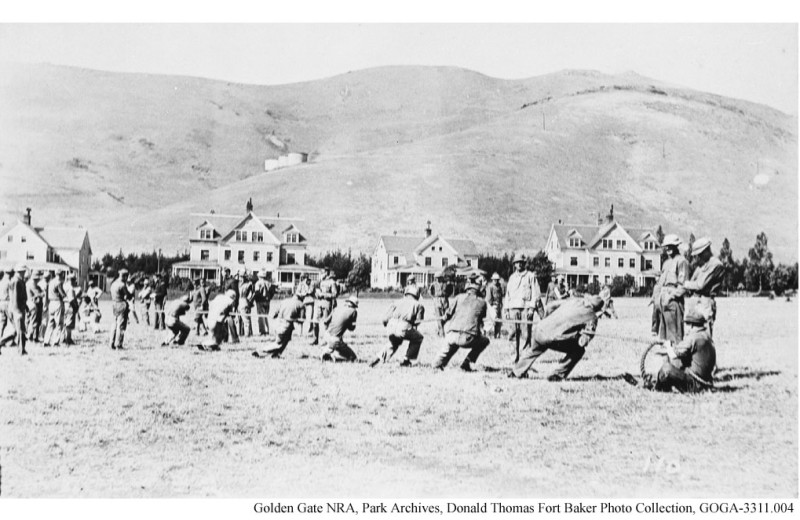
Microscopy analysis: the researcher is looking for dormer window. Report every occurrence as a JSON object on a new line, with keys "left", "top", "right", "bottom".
{"left": 568, "top": 237, "right": 581, "bottom": 248}
{"left": 199, "top": 228, "right": 214, "bottom": 240}
{"left": 286, "top": 233, "right": 298, "bottom": 244}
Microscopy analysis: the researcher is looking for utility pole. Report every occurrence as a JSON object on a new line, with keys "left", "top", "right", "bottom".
{"left": 542, "top": 109, "right": 546, "bottom": 131}
{"left": 157, "top": 248, "right": 162, "bottom": 274}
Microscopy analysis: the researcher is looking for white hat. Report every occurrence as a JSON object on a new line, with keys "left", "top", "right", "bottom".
{"left": 225, "top": 289, "right": 237, "bottom": 299}
{"left": 661, "top": 234, "right": 682, "bottom": 247}
{"left": 346, "top": 295, "right": 359, "bottom": 308}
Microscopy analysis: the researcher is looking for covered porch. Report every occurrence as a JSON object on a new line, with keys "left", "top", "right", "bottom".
{"left": 171, "top": 261, "right": 221, "bottom": 283}
{"left": 276, "top": 264, "right": 323, "bottom": 289}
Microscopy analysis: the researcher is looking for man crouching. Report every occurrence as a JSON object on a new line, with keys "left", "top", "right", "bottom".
{"left": 162, "top": 294, "right": 191, "bottom": 346}
{"left": 370, "top": 285, "right": 425, "bottom": 368}
{"left": 252, "top": 291, "right": 305, "bottom": 359}
{"left": 650, "top": 307, "right": 715, "bottom": 393}
{"left": 197, "top": 289, "right": 236, "bottom": 352}
{"left": 509, "top": 289, "right": 609, "bottom": 381}
{"left": 433, "top": 274, "right": 489, "bottom": 372}
{"left": 321, "top": 296, "right": 359, "bottom": 362}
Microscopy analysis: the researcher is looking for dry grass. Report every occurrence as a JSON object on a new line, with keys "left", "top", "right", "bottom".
{"left": 0, "top": 297, "right": 796, "bottom": 497}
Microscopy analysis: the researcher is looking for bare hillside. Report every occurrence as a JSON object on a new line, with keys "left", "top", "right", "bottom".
{"left": 0, "top": 63, "right": 795, "bottom": 259}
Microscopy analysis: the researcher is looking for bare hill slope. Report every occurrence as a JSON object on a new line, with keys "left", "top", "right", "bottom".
{"left": 0, "top": 63, "right": 795, "bottom": 259}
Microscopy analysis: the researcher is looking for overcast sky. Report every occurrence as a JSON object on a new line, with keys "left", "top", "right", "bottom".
{"left": 0, "top": 23, "right": 796, "bottom": 113}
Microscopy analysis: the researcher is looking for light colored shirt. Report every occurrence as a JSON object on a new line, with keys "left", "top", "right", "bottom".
{"left": 503, "top": 270, "right": 539, "bottom": 309}
{"left": 445, "top": 291, "right": 487, "bottom": 336}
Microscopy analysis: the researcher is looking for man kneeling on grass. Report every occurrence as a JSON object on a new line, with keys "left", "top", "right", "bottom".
{"left": 321, "top": 296, "right": 359, "bottom": 362}
{"left": 162, "top": 294, "right": 191, "bottom": 346}
{"left": 509, "top": 289, "right": 609, "bottom": 381}
{"left": 433, "top": 274, "right": 490, "bottom": 372}
{"left": 197, "top": 289, "right": 236, "bottom": 352}
{"left": 252, "top": 291, "right": 305, "bottom": 359}
{"left": 370, "top": 284, "right": 425, "bottom": 368}
{"left": 649, "top": 307, "right": 715, "bottom": 393}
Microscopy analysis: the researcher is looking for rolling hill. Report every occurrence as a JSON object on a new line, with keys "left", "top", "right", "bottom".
{"left": 0, "top": 63, "right": 796, "bottom": 260}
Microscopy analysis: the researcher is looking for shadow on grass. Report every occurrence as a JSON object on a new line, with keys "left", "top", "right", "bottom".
{"left": 714, "top": 367, "right": 781, "bottom": 382}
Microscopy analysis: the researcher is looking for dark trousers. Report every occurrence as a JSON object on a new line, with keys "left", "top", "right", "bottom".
{"left": 256, "top": 301, "right": 270, "bottom": 335}
{"left": 434, "top": 331, "right": 490, "bottom": 369}
{"left": 658, "top": 299, "right": 684, "bottom": 344}
{"left": 512, "top": 335, "right": 585, "bottom": 380}
{"left": 153, "top": 298, "right": 166, "bottom": 329}
{"left": 166, "top": 319, "right": 190, "bottom": 345}
{"left": 226, "top": 316, "right": 239, "bottom": 343}
{"left": 379, "top": 328, "right": 423, "bottom": 363}
{"left": 259, "top": 327, "right": 294, "bottom": 357}
{"left": 110, "top": 302, "right": 129, "bottom": 349}
{"left": 655, "top": 360, "right": 706, "bottom": 393}
{"left": 26, "top": 304, "right": 42, "bottom": 341}
{"left": 507, "top": 308, "right": 533, "bottom": 362}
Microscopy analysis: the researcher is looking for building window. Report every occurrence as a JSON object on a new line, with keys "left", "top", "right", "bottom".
{"left": 21, "top": 235, "right": 26, "bottom": 243}
{"left": 253, "top": 232, "right": 262, "bottom": 243}
{"left": 393, "top": 256, "right": 399, "bottom": 265}
{"left": 466, "top": 259, "right": 472, "bottom": 266}
{"left": 286, "top": 233, "right": 298, "bottom": 244}
{"left": 570, "top": 256, "right": 578, "bottom": 266}
{"left": 424, "top": 257, "right": 431, "bottom": 266}
{"left": 605, "top": 275, "right": 611, "bottom": 284}
{"left": 616, "top": 239, "right": 626, "bottom": 249}
{"left": 645, "top": 259, "right": 653, "bottom": 270}
{"left": 286, "top": 253, "right": 296, "bottom": 265}
{"left": 224, "top": 250, "right": 231, "bottom": 261}
{"left": 604, "top": 257, "right": 610, "bottom": 267}
{"left": 629, "top": 258, "right": 635, "bottom": 268}
{"left": 26, "top": 251, "right": 34, "bottom": 260}
{"left": 618, "top": 258, "right": 624, "bottom": 268}
{"left": 201, "top": 250, "right": 209, "bottom": 261}
{"left": 569, "top": 238, "right": 581, "bottom": 247}
{"left": 602, "top": 239, "right": 611, "bottom": 249}
{"left": 237, "top": 251, "right": 245, "bottom": 264}
{"left": 441, "top": 258, "right": 448, "bottom": 267}
{"left": 266, "top": 252, "right": 273, "bottom": 262}
{"left": 6, "top": 236, "right": 11, "bottom": 243}
{"left": 593, "top": 257, "right": 599, "bottom": 267}
{"left": 253, "top": 251, "right": 260, "bottom": 262}
{"left": 0, "top": 251, "right": 6, "bottom": 259}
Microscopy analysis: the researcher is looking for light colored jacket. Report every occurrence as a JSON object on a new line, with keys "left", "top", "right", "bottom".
{"left": 503, "top": 270, "right": 539, "bottom": 309}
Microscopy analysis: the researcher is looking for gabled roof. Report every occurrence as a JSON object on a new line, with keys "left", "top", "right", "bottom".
{"left": 191, "top": 212, "right": 306, "bottom": 245}
{"left": 444, "top": 238, "right": 479, "bottom": 256}
{"left": 37, "top": 226, "right": 90, "bottom": 253}
{"left": 379, "top": 234, "right": 479, "bottom": 267}
{"left": 380, "top": 235, "right": 424, "bottom": 256}
{"left": 552, "top": 222, "right": 656, "bottom": 251}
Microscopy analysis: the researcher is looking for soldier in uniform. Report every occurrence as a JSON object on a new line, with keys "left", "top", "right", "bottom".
{"left": 38, "top": 271, "right": 52, "bottom": 339}
{"left": 6, "top": 265, "right": 27, "bottom": 354}
{"left": 192, "top": 278, "right": 209, "bottom": 336}
{"left": 25, "top": 270, "right": 44, "bottom": 343}
{"left": 370, "top": 284, "right": 425, "bottom": 368}
{"left": 296, "top": 274, "right": 315, "bottom": 337}
{"left": 138, "top": 278, "right": 152, "bottom": 326}
{"left": 237, "top": 271, "right": 255, "bottom": 337}
{"left": 125, "top": 274, "right": 140, "bottom": 325}
{"left": 428, "top": 272, "right": 452, "bottom": 337}
{"left": 321, "top": 296, "right": 359, "bottom": 362}
{"left": 312, "top": 268, "right": 339, "bottom": 346}
{"left": 251, "top": 290, "right": 305, "bottom": 359}
{"left": 651, "top": 307, "right": 715, "bottom": 393}
{"left": 153, "top": 274, "right": 168, "bottom": 330}
{"left": 0, "top": 267, "right": 13, "bottom": 348}
{"left": 222, "top": 268, "right": 240, "bottom": 343}
{"left": 485, "top": 273, "right": 505, "bottom": 339}
{"left": 162, "top": 294, "right": 192, "bottom": 346}
{"left": 253, "top": 270, "right": 274, "bottom": 336}
{"left": 61, "top": 272, "right": 80, "bottom": 345}
{"left": 198, "top": 289, "right": 236, "bottom": 352}
{"left": 655, "top": 234, "right": 689, "bottom": 346}
{"left": 545, "top": 274, "right": 568, "bottom": 305}
{"left": 509, "top": 289, "right": 609, "bottom": 381}
{"left": 683, "top": 237, "right": 725, "bottom": 337}
{"left": 433, "top": 274, "right": 490, "bottom": 372}
{"left": 109, "top": 269, "right": 131, "bottom": 350}
{"left": 43, "top": 271, "right": 66, "bottom": 347}
{"left": 503, "top": 253, "right": 539, "bottom": 363}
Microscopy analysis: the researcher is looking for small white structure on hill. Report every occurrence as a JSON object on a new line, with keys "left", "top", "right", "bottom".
{"left": 265, "top": 152, "right": 309, "bottom": 172}
{"left": 0, "top": 208, "right": 92, "bottom": 287}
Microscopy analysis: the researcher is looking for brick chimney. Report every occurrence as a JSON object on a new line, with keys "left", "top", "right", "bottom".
{"left": 23, "top": 207, "right": 31, "bottom": 226}
{"left": 425, "top": 220, "right": 432, "bottom": 237}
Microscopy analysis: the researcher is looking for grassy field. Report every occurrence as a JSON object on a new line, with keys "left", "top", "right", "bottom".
{"left": 0, "top": 296, "right": 796, "bottom": 497}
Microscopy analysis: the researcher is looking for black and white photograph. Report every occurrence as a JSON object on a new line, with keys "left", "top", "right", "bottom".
{"left": 0, "top": 5, "right": 797, "bottom": 514}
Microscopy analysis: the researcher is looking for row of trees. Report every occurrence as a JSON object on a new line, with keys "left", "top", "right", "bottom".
{"left": 717, "top": 232, "right": 797, "bottom": 295}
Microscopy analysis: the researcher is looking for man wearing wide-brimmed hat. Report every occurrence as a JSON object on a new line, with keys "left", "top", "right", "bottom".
{"left": 683, "top": 237, "right": 724, "bottom": 337}
{"left": 651, "top": 306, "right": 715, "bottom": 393}
{"left": 503, "top": 252, "right": 540, "bottom": 363}
{"left": 371, "top": 284, "right": 426, "bottom": 368}
{"left": 253, "top": 270, "right": 275, "bottom": 336}
{"left": 2, "top": 265, "right": 28, "bottom": 354}
{"left": 509, "top": 288, "right": 610, "bottom": 381}
{"left": 109, "top": 269, "right": 131, "bottom": 350}
{"left": 321, "top": 295, "right": 359, "bottom": 362}
{"left": 251, "top": 289, "right": 306, "bottom": 359}
{"left": 433, "top": 273, "right": 490, "bottom": 372}
{"left": 43, "top": 270, "right": 67, "bottom": 347}
{"left": 428, "top": 271, "right": 452, "bottom": 337}
{"left": 654, "top": 234, "right": 689, "bottom": 346}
